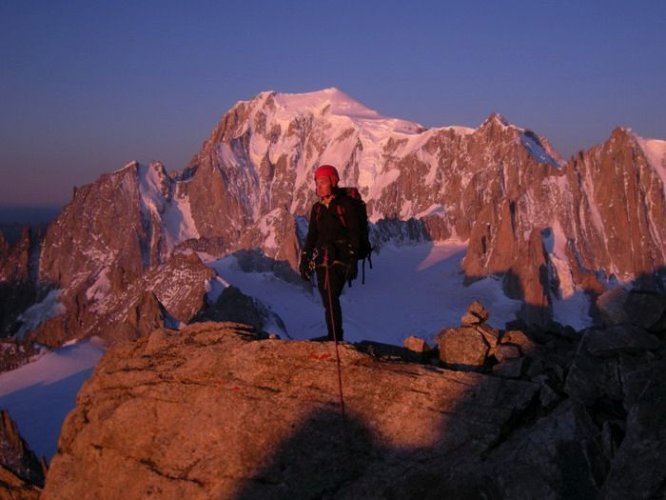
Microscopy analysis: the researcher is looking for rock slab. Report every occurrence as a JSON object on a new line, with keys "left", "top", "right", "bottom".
{"left": 43, "top": 322, "right": 538, "bottom": 499}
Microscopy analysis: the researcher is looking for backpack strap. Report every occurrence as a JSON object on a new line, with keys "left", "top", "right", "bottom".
{"left": 361, "top": 258, "right": 365, "bottom": 285}
{"left": 360, "top": 254, "right": 373, "bottom": 285}
{"left": 335, "top": 204, "right": 347, "bottom": 227}
{"left": 345, "top": 187, "right": 361, "bottom": 200}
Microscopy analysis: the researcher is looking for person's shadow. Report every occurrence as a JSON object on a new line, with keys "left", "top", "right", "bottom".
{"left": 233, "top": 408, "right": 381, "bottom": 499}
{"left": 232, "top": 382, "right": 511, "bottom": 500}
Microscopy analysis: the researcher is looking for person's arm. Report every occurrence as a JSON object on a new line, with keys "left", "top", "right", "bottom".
{"left": 303, "top": 204, "right": 319, "bottom": 257}
{"left": 299, "top": 204, "right": 319, "bottom": 279}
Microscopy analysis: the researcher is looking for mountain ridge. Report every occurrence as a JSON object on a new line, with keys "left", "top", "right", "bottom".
{"left": 2, "top": 88, "right": 665, "bottom": 344}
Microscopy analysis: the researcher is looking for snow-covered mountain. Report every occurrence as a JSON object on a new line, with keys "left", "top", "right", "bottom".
{"left": 4, "top": 88, "right": 666, "bottom": 344}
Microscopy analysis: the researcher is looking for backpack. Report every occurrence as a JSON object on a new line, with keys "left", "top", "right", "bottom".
{"left": 339, "top": 187, "right": 372, "bottom": 258}
{"left": 333, "top": 187, "right": 374, "bottom": 284}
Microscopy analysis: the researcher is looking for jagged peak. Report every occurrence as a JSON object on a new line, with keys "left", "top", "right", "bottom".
{"left": 609, "top": 126, "right": 636, "bottom": 141}
{"left": 584, "top": 126, "right": 662, "bottom": 158}
{"left": 588, "top": 126, "right": 666, "bottom": 195}
{"left": 477, "top": 112, "right": 518, "bottom": 137}
{"left": 476, "top": 114, "right": 563, "bottom": 166}
{"left": 602, "top": 127, "right": 645, "bottom": 157}
{"left": 481, "top": 112, "right": 511, "bottom": 128}
{"left": 114, "top": 160, "right": 140, "bottom": 173}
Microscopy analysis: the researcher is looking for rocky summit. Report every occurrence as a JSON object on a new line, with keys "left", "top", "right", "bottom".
{"left": 40, "top": 310, "right": 666, "bottom": 499}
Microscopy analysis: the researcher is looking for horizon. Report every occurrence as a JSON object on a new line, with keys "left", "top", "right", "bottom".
{"left": 2, "top": 0, "right": 665, "bottom": 206}
{"left": 0, "top": 204, "right": 62, "bottom": 225}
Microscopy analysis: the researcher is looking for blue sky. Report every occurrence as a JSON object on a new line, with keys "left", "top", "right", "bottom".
{"left": 1, "top": 0, "right": 665, "bottom": 206}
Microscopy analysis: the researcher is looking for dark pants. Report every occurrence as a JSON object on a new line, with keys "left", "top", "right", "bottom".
{"left": 316, "top": 262, "right": 347, "bottom": 341}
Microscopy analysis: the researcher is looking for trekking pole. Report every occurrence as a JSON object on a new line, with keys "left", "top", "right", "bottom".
{"left": 324, "top": 250, "right": 346, "bottom": 419}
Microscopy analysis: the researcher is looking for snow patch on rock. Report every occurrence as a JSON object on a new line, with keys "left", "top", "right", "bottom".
{"left": 637, "top": 136, "right": 666, "bottom": 197}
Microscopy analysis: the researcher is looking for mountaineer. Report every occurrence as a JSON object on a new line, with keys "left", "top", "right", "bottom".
{"left": 299, "top": 165, "right": 361, "bottom": 341}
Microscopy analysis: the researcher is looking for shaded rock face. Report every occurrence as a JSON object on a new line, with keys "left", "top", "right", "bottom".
{"left": 597, "top": 288, "right": 666, "bottom": 332}
{"left": 0, "top": 281, "right": 40, "bottom": 339}
{"left": 231, "top": 248, "right": 301, "bottom": 285}
{"left": 192, "top": 285, "right": 287, "bottom": 334}
{"left": 0, "top": 467, "right": 41, "bottom": 500}
{"left": 562, "top": 324, "right": 666, "bottom": 500}
{"left": 42, "top": 310, "right": 666, "bottom": 499}
{"left": 0, "top": 410, "right": 45, "bottom": 492}
{"left": 0, "top": 227, "right": 32, "bottom": 284}
{"left": 432, "top": 299, "right": 666, "bottom": 498}
{"left": 0, "top": 227, "right": 44, "bottom": 338}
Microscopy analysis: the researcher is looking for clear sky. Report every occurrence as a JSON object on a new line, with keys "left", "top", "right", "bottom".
{"left": 1, "top": 0, "right": 665, "bottom": 207}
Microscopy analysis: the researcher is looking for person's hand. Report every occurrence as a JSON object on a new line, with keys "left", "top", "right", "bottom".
{"left": 300, "top": 267, "right": 311, "bottom": 281}
{"left": 299, "top": 253, "right": 312, "bottom": 281}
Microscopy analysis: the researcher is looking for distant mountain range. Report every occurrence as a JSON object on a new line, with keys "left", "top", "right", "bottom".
{"left": 0, "top": 206, "right": 61, "bottom": 225}
{"left": 1, "top": 88, "right": 665, "bottom": 344}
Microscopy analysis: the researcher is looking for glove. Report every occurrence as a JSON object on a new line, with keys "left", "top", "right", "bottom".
{"left": 299, "top": 252, "right": 312, "bottom": 281}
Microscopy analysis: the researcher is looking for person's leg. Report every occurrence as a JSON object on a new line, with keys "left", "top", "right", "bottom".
{"left": 316, "top": 265, "right": 346, "bottom": 341}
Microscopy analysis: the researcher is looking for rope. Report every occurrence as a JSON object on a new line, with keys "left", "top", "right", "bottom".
{"left": 324, "top": 250, "right": 346, "bottom": 419}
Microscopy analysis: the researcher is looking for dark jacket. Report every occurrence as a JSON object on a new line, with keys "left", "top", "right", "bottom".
{"left": 303, "top": 188, "right": 361, "bottom": 266}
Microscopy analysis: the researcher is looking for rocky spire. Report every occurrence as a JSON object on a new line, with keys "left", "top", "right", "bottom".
{"left": 0, "top": 410, "right": 46, "bottom": 492}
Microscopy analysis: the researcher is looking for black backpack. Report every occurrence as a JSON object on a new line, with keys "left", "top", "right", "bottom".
{"left": 336, "top": 187, "right": 373, "bottom": 284}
